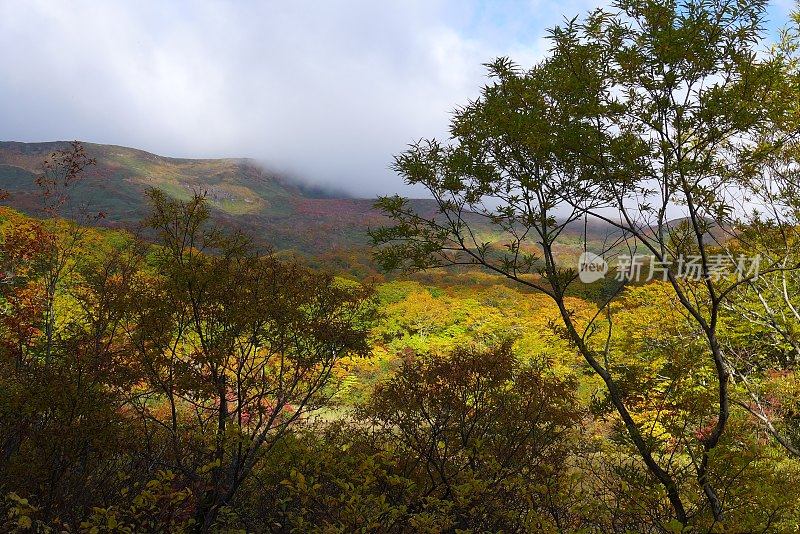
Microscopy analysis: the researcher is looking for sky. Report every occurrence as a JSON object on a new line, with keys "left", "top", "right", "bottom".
{"left": 0, "top": 0, "right": 796, "bottom": 197}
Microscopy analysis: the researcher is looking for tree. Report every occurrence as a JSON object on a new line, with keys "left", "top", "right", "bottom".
{"left": 30, "top": 142, "right": 99, "bottom": 362}
{"left": 0, "top": 145, "right": 143, "bottom": 525}
{"left": 247, "top": 344, "right": 582, "bottom": 532}
{"left": 362, "top": 343, "right": 581, "bottom": 531}
{"left": 122, "top": 190, "right": 376, "bottom": 532}
{"left": 372, "top": 0, "right": 800, "bottom": 526}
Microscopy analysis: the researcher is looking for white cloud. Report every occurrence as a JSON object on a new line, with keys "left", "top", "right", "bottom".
{"left": 0, "top": 0, "right": 631, "bottom": 196}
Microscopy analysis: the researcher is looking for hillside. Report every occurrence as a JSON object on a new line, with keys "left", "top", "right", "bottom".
{"left": 0, "top": 141, "right": 618, "bottom": 258}
{"left": 0, "top": 141, "right": 413, "bottom": 253}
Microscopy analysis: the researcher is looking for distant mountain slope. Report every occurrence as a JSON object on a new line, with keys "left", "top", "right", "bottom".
{"left": 0, "top": 141, "right": 618, "bottom": 257}
{"left": 0, "top": 141, "right": 424, "bottom": 253}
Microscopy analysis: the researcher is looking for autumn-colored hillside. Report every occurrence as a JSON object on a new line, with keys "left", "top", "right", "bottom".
{"left": 0, "top": 141, "right": 399, "bottom": 253}
{"left": 0, "top": 141, "right": 615, "bottom": 258}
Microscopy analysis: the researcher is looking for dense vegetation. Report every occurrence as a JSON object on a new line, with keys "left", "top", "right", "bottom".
{"left": 3, "top": 0, "right": 800, "bottom": 532}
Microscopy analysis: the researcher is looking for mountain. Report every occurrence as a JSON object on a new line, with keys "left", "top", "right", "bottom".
{"left": 0, "top": 141, "right": 426, "bottom": 253}
{"left": 0, "top": 141, "right": 618, "bottom": 259}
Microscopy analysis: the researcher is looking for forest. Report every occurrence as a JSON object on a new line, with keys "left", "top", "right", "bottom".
{"left": 3, "top": 0, "right": 800, "bottom": 532}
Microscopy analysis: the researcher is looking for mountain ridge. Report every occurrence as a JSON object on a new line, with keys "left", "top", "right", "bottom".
{"left": 0, "top": 141, "right": 443, "bottom": 254}
{"left": 0, "top": 141, "right": 617, "bottom": 258}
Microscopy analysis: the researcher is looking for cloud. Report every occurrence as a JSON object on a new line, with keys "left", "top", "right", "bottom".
{"left": 0, "top": 0, "right": 710, "bottom": 197}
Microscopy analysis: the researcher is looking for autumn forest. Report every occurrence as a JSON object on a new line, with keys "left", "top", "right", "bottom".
{"left": 3, "top": 1, "right": 800, "bottom": 532}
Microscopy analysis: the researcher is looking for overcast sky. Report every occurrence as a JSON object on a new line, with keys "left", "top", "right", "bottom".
{"left": 0, "top": 1, "right": 795, "bottom": 197}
